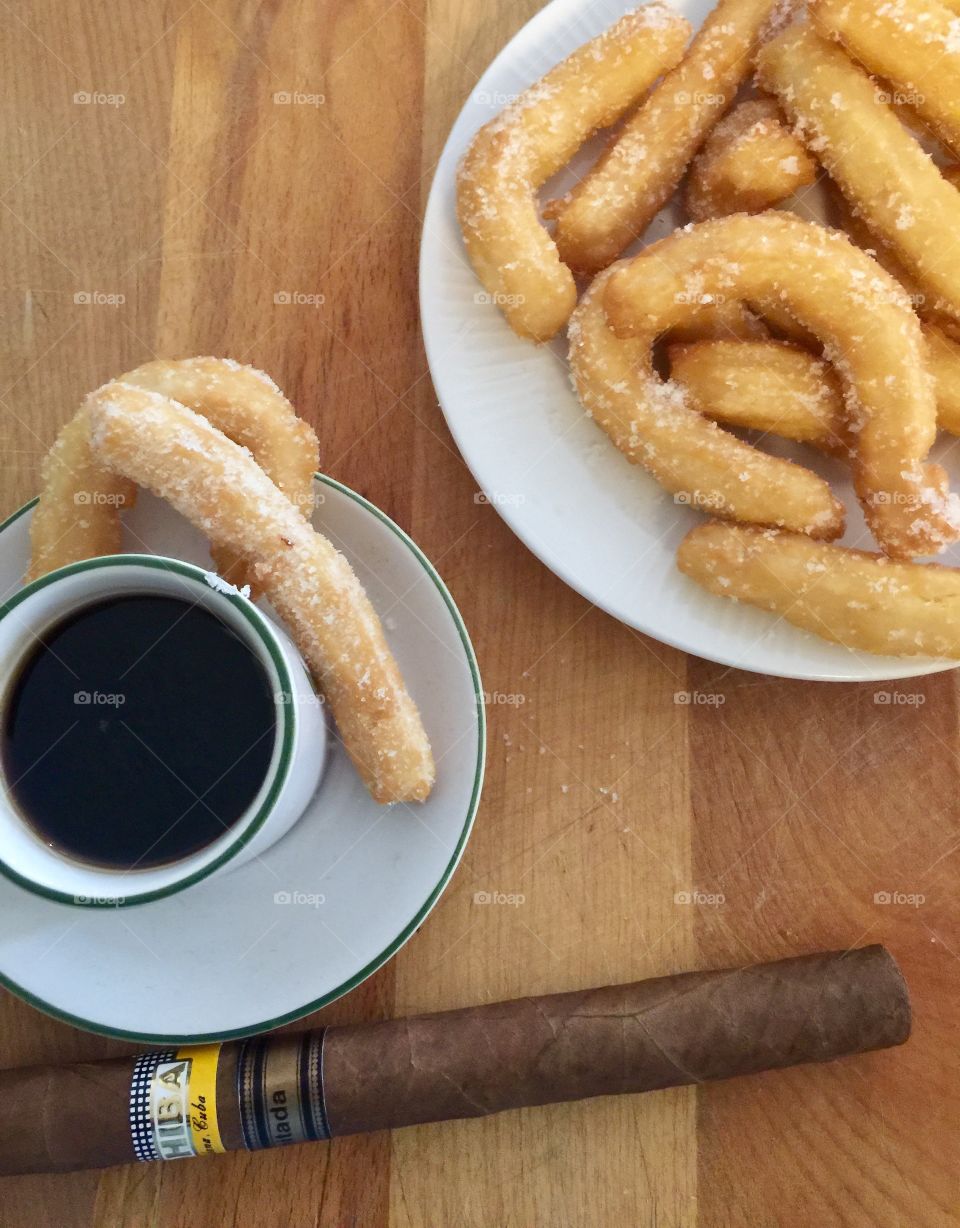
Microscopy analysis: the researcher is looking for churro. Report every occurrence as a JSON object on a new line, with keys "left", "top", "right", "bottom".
{"left": 86, "top": 382, "right": 434, "bottom": 804}
{"left": 670, "top": 329, "right": 960, "bottom": 446}
{"left": 827, "top": 179, "right": 960, "bottom": 340}
{"left": 678, "top": 521, "right": 960, "bottom": 658}
{"left": 28, "top": 357, "right": 318, "bottom": 587}
{"left": 567, "top": 266, "right": 844, "bottom": 537}
{"left": 685, "top": 98, "right": 816, "bottom": 222}
{"left": 758, "top": 22, "right": 960, "bottom": 325}
{"left": 669, "top": 338, "right": 850, "bottom": 453}
{"left": 662, "top": 298, "right": 766, "bottom": 343}
{"left": 811, "top": 0, "right": 960, "bottom": 155}
{"left": 749, "top": 299, "right": 819, "bottom": 349}
{"left": 456, "top": 4, "right": 690, "bottom": 341}
{"left": 26, "top": 411, "right": 137, "bottom": 584}
{"left": 549, "top": 0, "right": 778, "bottom": 275}
{"left": 605, "top": 213, "right": 960, "bottom": 559}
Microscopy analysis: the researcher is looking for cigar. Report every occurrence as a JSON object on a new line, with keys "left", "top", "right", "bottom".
{"left": 0, "top": 946, "right": 909, "bottom": 1177}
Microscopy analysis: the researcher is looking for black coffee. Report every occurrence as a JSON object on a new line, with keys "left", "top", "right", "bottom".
{"left": 2, "top": 594, "right": 277, "bottom": 869}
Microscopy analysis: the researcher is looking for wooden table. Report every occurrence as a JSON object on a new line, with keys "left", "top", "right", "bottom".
{"left": 0, "top": 1, "right": 957, "bottom": 1224}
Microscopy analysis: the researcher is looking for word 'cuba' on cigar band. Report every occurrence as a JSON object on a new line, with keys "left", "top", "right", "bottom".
{"left": 236, "top": 1030, "right": 330, "bottom": 1151}
{"left": 130, "top": 1046, "right": 225, "bottom": 1162}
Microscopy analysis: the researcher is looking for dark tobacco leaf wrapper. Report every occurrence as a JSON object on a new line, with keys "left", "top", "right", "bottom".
{"left": 0, "top": 946, "right": 910, "bottom": 1176}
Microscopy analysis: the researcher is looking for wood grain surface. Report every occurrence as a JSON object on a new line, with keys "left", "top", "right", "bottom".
{"left": 0, "top": 1, "right": 958, "bottom": 1225}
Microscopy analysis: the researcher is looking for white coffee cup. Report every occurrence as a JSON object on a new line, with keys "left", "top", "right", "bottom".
{"left": 0, "top": 555, "right": 327, "bottom": 907}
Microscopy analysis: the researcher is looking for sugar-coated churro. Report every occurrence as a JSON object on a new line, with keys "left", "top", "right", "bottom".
{"left": 456, "top": 4, "right": 690, "bottom": 341}
{"left": 758, "top": 22, "right": 960, "bottom": 325}
{"left": 826, "top": 179, "right": 960, "bottom": 340}
{"left": 604, "top": 213, "right": 960, "bottom": 559}
{"left": 567, "top": 266, "right": 845, "bottom": 537}
{"left": 811, "top": 0, "right": 960, "bottom": 156}
{"left": 121, "top": 358, "right": 318, "bottom": 587}
{"left": 749, "top": 299, "right": 820, "bottom": 349}
{"left": 685, "top": 97, "right": 816, "bottom": 222}
{"left": 662, "top": 298, "right": 766, "bottom": 343}
{"left": 549, "top": 0, "right": 778, "bottom": 274}
{"left": 924, "top": 325, "right": 960, "bottom": 431}
{"left": 28, "top": 357, "right": 318, "bottom": 588}
{"left": 26, "top": 410, "right": 137, "bottom": 584}
{"left": 678, "top": 521, "right": 960, "bottom": 658}
{"left": 670, "top": 328, "right": 960, "bottom": 447}
{"left": 87, "top": 382, "right": 434, "bottom": 804}
{"left": 669, "top": 338, "right": 850, "bottom": 453}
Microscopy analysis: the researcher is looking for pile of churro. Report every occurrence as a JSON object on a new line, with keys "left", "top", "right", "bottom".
{"left": 457, "top": 0, "right": 960, "bottom": 658}
{"left": 29, "top": 359, "right": 434, "bottom": 803}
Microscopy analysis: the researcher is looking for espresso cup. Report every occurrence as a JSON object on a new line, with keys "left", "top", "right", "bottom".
{"left": 0, "top": 555, "right": 327, "bottom": 907}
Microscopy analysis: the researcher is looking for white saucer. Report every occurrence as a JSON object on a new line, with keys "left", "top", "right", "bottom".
{"left": 0, "top": 477, "right": 484, "bottom": 1041}
{"left": 419, "top": 0, "right": 960, "bottom": 682}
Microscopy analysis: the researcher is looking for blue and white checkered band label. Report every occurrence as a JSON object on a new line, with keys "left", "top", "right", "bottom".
{"left": 129, "top": 1050, "right": 176, "bottom": 1162}
{"left": 129, "top": 1049, "right": 206, "bottom": 1162}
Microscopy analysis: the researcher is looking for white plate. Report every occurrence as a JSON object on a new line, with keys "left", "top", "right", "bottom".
{"left": 0, "top": 478, "right": 484, "bottom": 1041}
{"left": 420, "top": 0, "right": 960, "bottom": 682}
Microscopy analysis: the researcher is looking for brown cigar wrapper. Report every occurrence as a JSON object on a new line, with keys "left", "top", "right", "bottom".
{"left": 0, "top": 946, "right": 910, "bottom": 1176}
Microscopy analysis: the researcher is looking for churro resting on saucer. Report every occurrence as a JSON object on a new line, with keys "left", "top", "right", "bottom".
{"left": 28, "top": 357, "right": 318, "bottom": 589}
{"left": 87, "top": 382, "right": 434, "bottom": 805}
{"left": 26, "top": 409, "right": 137, "bottom": 582}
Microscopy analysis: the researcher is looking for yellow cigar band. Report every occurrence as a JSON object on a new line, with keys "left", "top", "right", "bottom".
{"left": 176, "top": 1045, "right": 226, "bottom": 1156}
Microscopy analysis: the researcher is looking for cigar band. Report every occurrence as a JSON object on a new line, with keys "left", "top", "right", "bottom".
{"left": 236, "top": 1029, "right": 330, "bottom": 1150}
{"left": 130, "top": 1045, "right": 226, "bottom": 1162}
